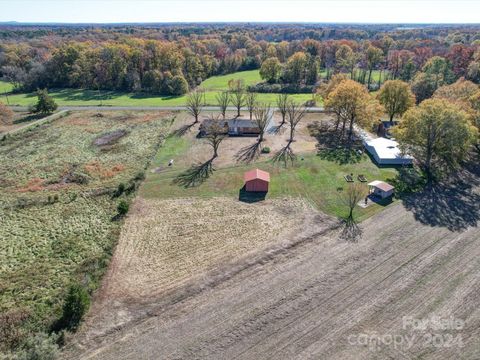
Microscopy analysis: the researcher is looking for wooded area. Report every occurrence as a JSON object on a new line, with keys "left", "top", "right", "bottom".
{"left": 1, "top": 24, "right": 480, "bottom": 96}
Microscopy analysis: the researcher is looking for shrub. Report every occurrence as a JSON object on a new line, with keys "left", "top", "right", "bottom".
{"left": 32, "top": 89, "right": 57, "bottom": 115}
{"left": 248, "top": 82, "right": 316, "bottom": 94}
{"left": 114, "top": 183, "right": 126, "bottom": 197}
{"left": 117, "top": 200, "right": 129, "bottom": 215}
{"left": 15, "top": 332, "right": 59, "bottom": 360}
{"left": 58, "top": 284, "right": 90, "bottom": 331}
{"left": 261, "top": 146, "right": 271, "bottom": 154}
{"left": 134, "top": 171, "right": 145, "bottom": 181}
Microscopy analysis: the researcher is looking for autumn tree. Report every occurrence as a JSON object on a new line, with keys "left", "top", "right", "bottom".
{"left": 229, "top": 79, "right": 245, "bottom": 117}
{"left": 186, "top": 90, "right": 204, "bottom": 124}
{"left": 0, "top": 102, "right": 14, "bottom": 125}
{"left": 260, "top": 57, "right": 282, "bottom": 84}
{"left": 33, "top": 89, "right": 57, "bottom": 115}
{"left": 276, "top": 93, "right": 290, "bottom": 127}
{"left": 335, "top": 44, "right": 356, "bottom": 77}
{"left": 433, "top": 78, "right": 479, "bottom": 103}
{"left": 411, "top": 72, "right": 437, "bottom": 103}
{"left": 216, "top": 91, "right": 230, "bottom": 120}
{"left": 325, "top": 79, "right": 382, "bottom": 144}
{"left": 377, "top": 80, "right": 416, "bottom": 123}
{"left": 394, "top": 99, "right": 477, "bottom": 182}
{"left": 365, "top": 45, "right": 383, "bottom": 89}
{"left": 245, "top": 92, "right": 258, "bottom": 120}
{"left": 284, "top": 52, "right": 307, "bottom": 84}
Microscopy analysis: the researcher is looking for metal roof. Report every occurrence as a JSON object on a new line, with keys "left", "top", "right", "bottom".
{"left": 368, "top": 180, "right": 394, "bottom": 192}
{"left": 244, "top": 168, "right": 270, "bottom": 182}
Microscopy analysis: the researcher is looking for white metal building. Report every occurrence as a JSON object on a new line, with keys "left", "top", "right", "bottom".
{"left": 363, "top": 137, "right": 412, "bottom": 165}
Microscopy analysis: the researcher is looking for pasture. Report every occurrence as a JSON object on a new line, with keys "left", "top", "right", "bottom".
{"left": 0, "top": 111, "right": 171, "bottom": 344}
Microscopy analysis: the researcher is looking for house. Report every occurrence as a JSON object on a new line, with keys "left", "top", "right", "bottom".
{"left": 368, "top": 180, "right": 395, "bottom": 199}
{"left": 199, "top": 119, "right": 229, "bottom": 137}
{"left": 363, "top": 137, "right": 412, "bottom": 166}
{"left": 244, "top": 169, "right": 270, "bottom": 192}
{"left": 200, "top": 116, "right": 272, "bottom": 137}
{"left": 227, "top": 119, "right": 260, "bottom": 136}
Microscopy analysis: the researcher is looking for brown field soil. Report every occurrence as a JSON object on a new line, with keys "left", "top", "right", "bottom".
{"left": 71, "top": 196, "right": 337, "bottom": 342}
{"left": 67, "top": 195, "right": 480, "bottom": 359}
{"left": 162, "top": 111, "right": 326, "bottom": 167}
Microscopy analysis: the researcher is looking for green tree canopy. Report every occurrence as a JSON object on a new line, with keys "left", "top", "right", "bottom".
{"left": 377, "top": 80, "right": 416, "bottom": 123}
{"left": 259, "top": 57, "right": 282, "bottom": 84}
{"left": 33, "top": 88, "right": 58, "bottom": 115}
{"left": 394, "top": 98, "right": 477, "bottom": 182}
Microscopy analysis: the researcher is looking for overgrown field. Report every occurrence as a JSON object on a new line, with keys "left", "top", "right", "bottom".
{"left": 0, "top": 110, "right": 171, "bottom": 351}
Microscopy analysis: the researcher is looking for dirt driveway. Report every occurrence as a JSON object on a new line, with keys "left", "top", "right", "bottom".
{"left": 66, "top": 195, "right": 480, "bottom": 359}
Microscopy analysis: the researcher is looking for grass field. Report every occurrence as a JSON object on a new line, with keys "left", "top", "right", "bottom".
{"left": 0, "top": 72, "right": 316, "bottom": 107}
{"left": 0, "top": 81, "right": 14, "bottom": 94}
{"left": 200, "top": 69, "right": 262, "bottom": 90}
{"left": 0, "top": 111, "right": 172, "bottom": 350}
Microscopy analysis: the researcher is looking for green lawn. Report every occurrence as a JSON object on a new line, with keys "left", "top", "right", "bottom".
{"left": 141, "top": 135, "right": 398, "bottom": 222}
{"left": 199, "top": 69, "right": 262, "bottom": 90}
{"left": 3, "top": 86, "right": 315, "bottom": 107}
{"left": 0, "top": 80, "right": 14, "bottom": 94}
{"left": 1, "top": 68, "right": 388, "bottom": 107}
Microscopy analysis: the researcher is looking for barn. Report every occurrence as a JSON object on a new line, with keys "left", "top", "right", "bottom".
{"left": 244, "top": 169, "right": 270, "bottom": 192}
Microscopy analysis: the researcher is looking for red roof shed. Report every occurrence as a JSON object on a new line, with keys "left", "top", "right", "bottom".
{"left": 244, "top": 169, "right": 270, "bottom": 192}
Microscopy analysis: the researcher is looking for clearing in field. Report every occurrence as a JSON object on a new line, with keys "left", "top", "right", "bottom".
{"left": 0, "top": 110, "right": 172, "bottom": 349}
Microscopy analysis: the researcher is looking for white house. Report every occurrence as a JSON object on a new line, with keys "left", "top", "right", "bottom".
{"left": 363, "top": 137, "right": 412, "bottom": 166}
{"left": 368, "top": 180, "right": 395, "bottom": 199}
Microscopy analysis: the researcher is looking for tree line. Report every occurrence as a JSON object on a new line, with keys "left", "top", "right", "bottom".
{"left": 2, "top": 24, "right": 480, "bottom": 96}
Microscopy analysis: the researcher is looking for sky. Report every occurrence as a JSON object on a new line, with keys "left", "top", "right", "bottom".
{"left": 1, "top": 0, "right": 480, "bottom": 24}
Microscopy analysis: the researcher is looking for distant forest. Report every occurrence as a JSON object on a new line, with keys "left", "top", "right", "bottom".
{"left": 1, "top": 23, "right": 480, "bottom": 98}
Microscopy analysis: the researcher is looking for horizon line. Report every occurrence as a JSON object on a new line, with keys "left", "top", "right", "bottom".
{"left": 2, "top": 21, "right": 480, "bottom": 26}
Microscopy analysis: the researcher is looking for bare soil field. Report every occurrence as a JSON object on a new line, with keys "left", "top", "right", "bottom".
{"left": 67, "top": 194, "right": 479, "bottom": 359}
{"left": 70, "top": 196, "right": 337, "bottom": 343}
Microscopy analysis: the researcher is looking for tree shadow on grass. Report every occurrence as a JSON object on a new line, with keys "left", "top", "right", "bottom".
{"left": 308, "top": 122, "right": 364, "bottom": 165}
{"left": 394, "top": 158, "right": 480, "bottom": 231}
{"left": 272, "top": 141, "right": 296, "bottom": 167}
{"left": 238, "top": 185, "right": 267, "bottom": 203}
{"left": 318, "top": 148, "right": 363, "bottom": 165}
{"left": 235, "top": 141, "right": 261, "bottom": 164}
{"left": 171, "top": 122, "right": 197, "bottom": 137}
{"left": 173, "top": 159, "right": 214, "bottom": 188}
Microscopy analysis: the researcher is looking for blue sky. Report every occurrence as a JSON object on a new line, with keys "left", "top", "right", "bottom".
{"left": 1, "top": 0, "right": 479, "bottom": 23}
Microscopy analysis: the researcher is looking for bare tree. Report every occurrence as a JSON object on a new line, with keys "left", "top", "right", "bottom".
{"left": 287, "top": 101, "right": 306, "bottom": 142}
{"left": 272, "top": 102, "right": 306, "bottom": 167}
{"left": 204, "top": 114, "right": 226, "bottom": 160}
{"left": 174, "top": 114, "right": 226, "bottom": 187}
{"left": 216, "top": 91, "right": 230, "bottom": 119}
{"left": 276, "top": 93, "right": 290, "bottom": 127}
{"left": 245, "top": 92, "right": 258, "bottom": 120}
{"left": 186, "top": 90, "right": 204, "bottom": 124}
{"left": 338, "top": 183, "right": 367, "bottom": 241}
{"left": 229, "top": 79, "right": 245, "bottom": 117}
{"left": 254, "top": 104, "right": 271, "bottom": 143}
